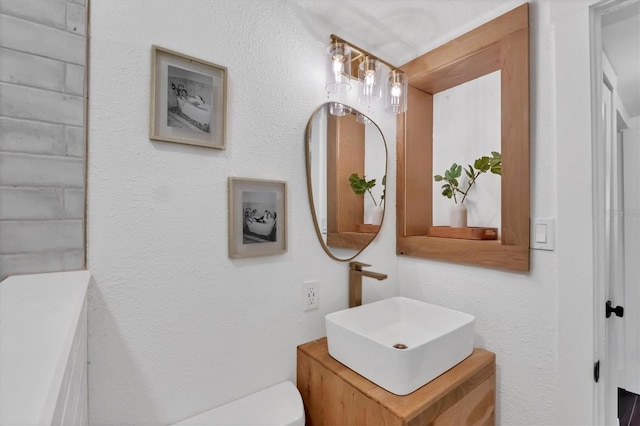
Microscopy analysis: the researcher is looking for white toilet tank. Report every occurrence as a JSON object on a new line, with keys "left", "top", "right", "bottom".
{"left": 173, "top": 381, "right": 305, "bottom": 426}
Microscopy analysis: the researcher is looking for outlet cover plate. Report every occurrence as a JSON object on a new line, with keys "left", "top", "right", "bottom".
{"left": 304, "top": 280, "right": 319, "bottom": 311}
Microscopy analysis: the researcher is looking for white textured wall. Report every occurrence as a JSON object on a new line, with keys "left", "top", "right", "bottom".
{"left": 432, "top": 71, "right": 501, "bottom": 229}
{"left": 89, "top": 1, "right": 569, "bottom": 425}
{"left": 399, "top": 1, "right": 559, "bottom": 424}
{"left": 87, "top": 1, "right": 397, "bottom": 423}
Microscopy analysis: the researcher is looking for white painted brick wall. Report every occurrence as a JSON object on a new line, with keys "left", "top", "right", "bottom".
{"left": 0, "top": 47, "right": 65, "bottom": 91}
{"left": 64, "top": 126, "right": 84, "bottom": 157}
{"left": 0, "top": 84, "right": 84, "bottom": 125}
{"left": 0, "top": 221, "right": 83, "bottom": 253}
{"left": 0, "top": 187, "right": 66, "bottom": 219}
{"left": 0, "top": 0, "right": 87, "bottom": 280}
{"left": 0, "top": 250, "right": 83, "bottom": 277}
{"left": 0, "top": 0, "right": 66, "bottom": 29}
{"left": 65, "top": 64, "right": 85, "bottom": 96}
{"left": 0, "top": 153, "right": 84, "bottom": 187}
{"left": 0, "top": 14, "right": 85, "bottom": 65}
{"left": 64, "top": 189, "right": 84, "bottom": 219}
{"left": 66, "top": 2, "right": 86, "bottom": 36}
{"left": 0, "top": 117, "right": 66, "bottom": 155}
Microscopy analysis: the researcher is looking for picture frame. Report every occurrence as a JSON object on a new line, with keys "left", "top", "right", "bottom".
{"left": 228, "top": 178, "right": 287, "bottom": 258}
{"left": 150, "top": 45, "right": 227, "bottom": 149}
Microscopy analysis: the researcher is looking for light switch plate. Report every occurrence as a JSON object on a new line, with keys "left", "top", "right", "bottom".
{"left": 530, "top": 218, "right": 556, "bottom": 251}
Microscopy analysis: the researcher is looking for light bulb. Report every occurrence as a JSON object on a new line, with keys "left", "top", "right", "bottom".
{"left": 364, "top": 72, "right": 375, "bottom": 87}
{"left": 325, "top": 42, "right": 351, "bottom": 94}
{"left": 358, "top": 57, "right": 382, "bottom": 105}
{"left": 385, "top": 71, "right": 407, "bottom": 114}
{"left": 391, "top": 84, "right": 402, "bottom": 98}
{"left": 332, "top": 55, "right": 345, "bottom": 74}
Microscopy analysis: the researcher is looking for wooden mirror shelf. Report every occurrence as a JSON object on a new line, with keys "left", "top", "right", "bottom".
{"left": 396, "top": 4, "right": 530, "bottom": 271}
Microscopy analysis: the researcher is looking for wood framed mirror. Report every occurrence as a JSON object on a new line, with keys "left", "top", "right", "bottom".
{"left": 396, "top": 4, "right": 530, "bottom": 271}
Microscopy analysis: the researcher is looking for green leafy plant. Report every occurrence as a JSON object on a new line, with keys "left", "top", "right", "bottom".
{"left": 434, "top": 151, "right": 501, "bottom": 204}
{"left": 349, "top": 173, "right": 386, "bottom": 207}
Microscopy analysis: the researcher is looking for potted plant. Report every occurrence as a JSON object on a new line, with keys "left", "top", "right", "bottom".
{"left": 349, "top": 173, "right": 386, "bottom": 225}
{"left": 434, "top": 152, "right": 501, "bottom": 228}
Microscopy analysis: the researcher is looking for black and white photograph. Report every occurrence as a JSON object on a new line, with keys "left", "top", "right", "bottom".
{"left": 242, "top": 191, "right": 278, "bottom": 244}
{"left": 229, "top": 178, "right": 287, "bottom": 258}
{"left": 167, "top": 65, "right": 213, "bottom": 134}
{"left": 150, "top": 46, "right": 227, "bottom": 149}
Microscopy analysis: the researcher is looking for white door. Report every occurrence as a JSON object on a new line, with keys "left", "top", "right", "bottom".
{"left": 602, "top": 80, "right": 635, "bottom": 425}
{"left": 622, "top": 127, "right": 640, "bottom": 395}
{"left": 597, "top": 1, "right": 640, "bottom": 422}
{"left": 602, "top": 80, "right": 619, "bottom": 426}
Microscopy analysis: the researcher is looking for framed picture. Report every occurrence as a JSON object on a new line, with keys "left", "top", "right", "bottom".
{"left": 150, "top": 45, "right": 227, "bottom": 149}
{"left": 229, "top": 178, "right": 287, "bottom": 258}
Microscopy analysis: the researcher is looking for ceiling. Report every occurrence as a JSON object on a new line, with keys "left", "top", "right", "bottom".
{"left": 602, "top": 1, "right": 640, "bottom": 117}
{"left": 289, "top": 0, "right": 510, "bottom": 66}
{"left": 291, "top": 0, "right": 639, "bottom": 118}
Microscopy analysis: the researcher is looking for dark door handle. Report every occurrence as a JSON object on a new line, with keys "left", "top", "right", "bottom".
{"left": 606, "top": 300, "right": 624, "bottom": 318}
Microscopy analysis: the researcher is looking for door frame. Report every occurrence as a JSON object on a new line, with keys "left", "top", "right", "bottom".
{"left": 553, "top": 0, "right": 635, "bottom": 423}
{"left": 549, "top": 0, "right": 636, "bottom": 425}
{"left": 554, "top": 1, "right": 598, "bottom": 423}
{"left": 590, "top": 2, "right": 609, "bottom": 423}
{"left": 590, "top": 1, "right": 638, "bottom": 423}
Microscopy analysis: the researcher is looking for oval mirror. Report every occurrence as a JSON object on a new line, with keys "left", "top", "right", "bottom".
{"left": 306, "top": 102, "right": 388, "bottom": 261}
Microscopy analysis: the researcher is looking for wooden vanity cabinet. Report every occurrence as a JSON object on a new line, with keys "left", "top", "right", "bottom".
{"left": 297, "top": 338, "right": 495, "bottom": 425}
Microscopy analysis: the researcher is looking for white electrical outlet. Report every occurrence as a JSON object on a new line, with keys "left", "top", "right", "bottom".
{"left": 303, "top": 280, "right": 319, "bottom": 311}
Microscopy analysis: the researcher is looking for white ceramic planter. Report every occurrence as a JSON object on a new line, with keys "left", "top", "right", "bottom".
{"left": 371, "top": 205, "right": 384, "bottom": 225}
{"left": 450, "top": 204, "right": 468, "bottom": 228}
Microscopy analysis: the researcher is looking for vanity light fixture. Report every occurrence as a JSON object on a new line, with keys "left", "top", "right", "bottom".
{"left": 385, "top": 70, "right": 408, "bottom": 114}
{"left": 325, "top": 41, "right": 352, "bottom": 94}
{"left": 325, "top": 35, "right": 408, "bottom": 115}
{"left": 358, "top": 57, "right": 382, "bottom": 105}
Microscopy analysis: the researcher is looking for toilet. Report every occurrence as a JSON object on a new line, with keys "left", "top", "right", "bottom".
{"left": 173, "top": 381, "right": 305, "bottom": 426}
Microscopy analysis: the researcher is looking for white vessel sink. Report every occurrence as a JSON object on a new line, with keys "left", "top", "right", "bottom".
{"left": 325, "top": 296, "right": 475, "bottom": 395}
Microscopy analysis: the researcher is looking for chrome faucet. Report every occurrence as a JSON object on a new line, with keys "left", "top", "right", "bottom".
{"left": 349, "top": 261, "right": 388, "bottom": 308}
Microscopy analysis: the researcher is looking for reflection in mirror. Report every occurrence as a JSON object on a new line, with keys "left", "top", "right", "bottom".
{"left": 306, "top": 102, "right": 387, "bottom": 261}
{"left": 432, "top": 71, "right": 501, "bottom": 233}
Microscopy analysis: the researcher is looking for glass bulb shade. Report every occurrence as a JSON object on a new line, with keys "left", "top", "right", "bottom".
{"left": 329, "top": 102, "right": 352, "bottom": 116}
{"left": 385, "top": 71, "right": 408, "bottom": 114}
{"left": 356, "top": 112, "right": 371, "bottom": 124}
{"left": 358, "top": 57, "right": 382, "bottom": 104}
{"left": 325, "top": 42, "right": 351, "bottom": 94}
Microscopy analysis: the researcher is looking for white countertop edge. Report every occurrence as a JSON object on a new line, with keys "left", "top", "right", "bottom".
{"left": 0, "top": 270, "right": 91, "bottom": 425}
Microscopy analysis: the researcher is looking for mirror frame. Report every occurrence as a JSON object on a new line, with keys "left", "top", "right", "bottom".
{"left": 305, "top": 103, "right": 388, "bottom": 261}
{"left": 396, "top": 4, "right": 530, "bottom": 271}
